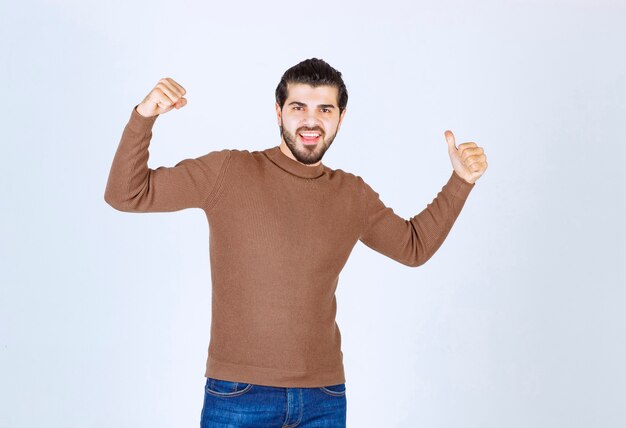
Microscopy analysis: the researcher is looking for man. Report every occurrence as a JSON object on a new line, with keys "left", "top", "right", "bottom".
{"left": 104, "top": 58, "right": 487, "bottom": 427}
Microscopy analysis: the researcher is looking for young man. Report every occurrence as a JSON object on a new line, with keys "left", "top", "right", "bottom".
{"left": 104, "top": 58, "right": 487, "bottom": 427}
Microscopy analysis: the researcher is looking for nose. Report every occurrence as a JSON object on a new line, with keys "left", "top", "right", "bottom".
{"left": 302, "top": 111, "right": 322, "bottom": 129}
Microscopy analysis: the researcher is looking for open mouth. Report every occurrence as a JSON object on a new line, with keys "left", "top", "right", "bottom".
{"left": 299, "top": 131, "right": 321, "bottom": 145}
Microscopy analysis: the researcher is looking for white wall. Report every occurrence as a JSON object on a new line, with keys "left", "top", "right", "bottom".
{"left": 1, "top": 0, "right": 624, "bottom": 426}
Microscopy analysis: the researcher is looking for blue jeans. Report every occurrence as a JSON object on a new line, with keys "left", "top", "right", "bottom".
{"left": 200, "top": 376, "right": 347, "bottom": 427}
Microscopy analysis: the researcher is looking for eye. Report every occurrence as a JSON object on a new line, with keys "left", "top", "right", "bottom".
{"left": 321, "top": 108, "right": 330, "bottom": 113}
{"left": 293, "top": 106, "right": 303, "bottom": 111}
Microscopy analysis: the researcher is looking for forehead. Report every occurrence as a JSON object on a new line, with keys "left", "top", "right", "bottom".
{"left": 285, "top": 83, "right": 338, "bottom": 104}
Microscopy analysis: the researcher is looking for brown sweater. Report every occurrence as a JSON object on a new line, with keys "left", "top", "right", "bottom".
{"left": 104, "top": 105, "right": 476, "bottom": 388}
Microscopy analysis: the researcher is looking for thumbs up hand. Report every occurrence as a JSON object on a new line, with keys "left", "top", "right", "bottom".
{"left": 444, "top": 130, "right": 488, "bottom": 184}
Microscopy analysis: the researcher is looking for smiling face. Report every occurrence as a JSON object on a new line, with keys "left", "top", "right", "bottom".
{"left": 275, "top": 83, "right": 347, "bottom": 166}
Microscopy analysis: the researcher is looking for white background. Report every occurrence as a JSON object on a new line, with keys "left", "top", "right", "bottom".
{"left": 1, "top": 0, "right": 625, "bottom": 427}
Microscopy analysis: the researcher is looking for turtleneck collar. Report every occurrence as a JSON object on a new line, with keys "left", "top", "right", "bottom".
{"left": 263, "top": 146, "right": 325, "bottom": 179}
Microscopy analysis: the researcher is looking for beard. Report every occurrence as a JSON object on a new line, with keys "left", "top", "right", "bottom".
{"left": 280, "top": 117, "right": 340, "bottom": 165}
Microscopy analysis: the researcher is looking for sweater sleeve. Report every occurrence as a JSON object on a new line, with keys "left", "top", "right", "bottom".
{"left": 104, "top": 105, "right": 231, "bottom": 213}
{"left": 358, "top": 170, "right": 475, "bottom": 267}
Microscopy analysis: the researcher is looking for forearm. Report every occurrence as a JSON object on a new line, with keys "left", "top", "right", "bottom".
{"left": 359, "top": 170, "right": 475, "bottom": 267}
{"left": 104, "top": 105, "right": 158, "bottom": 211}
{"left": 406, "top": 170, "right": 474, "bottom": 266}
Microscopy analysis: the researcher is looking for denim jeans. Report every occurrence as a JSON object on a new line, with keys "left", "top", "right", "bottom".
{"left": 200, "top": 376, "right": 347, "bottom": 427}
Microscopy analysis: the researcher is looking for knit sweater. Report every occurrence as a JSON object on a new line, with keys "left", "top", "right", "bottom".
{"left": 104, "top": 105, "right": 476, "bottom": 388}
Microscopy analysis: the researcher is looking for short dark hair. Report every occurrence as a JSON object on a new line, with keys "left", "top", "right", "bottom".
{"left": 275, "top": 58, "right": 348, "bottom": 115}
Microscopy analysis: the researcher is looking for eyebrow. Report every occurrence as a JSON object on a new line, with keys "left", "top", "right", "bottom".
{"left": 288, "top": 101, "right": 336, "bottom": 109}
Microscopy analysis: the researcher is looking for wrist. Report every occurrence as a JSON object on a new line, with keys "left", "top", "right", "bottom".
{"left": 135, "top": 103, "right": 156, "bottom": 118}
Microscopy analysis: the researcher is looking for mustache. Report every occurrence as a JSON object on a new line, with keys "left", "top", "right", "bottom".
{"left": 297, "top": 127, "right": 324, "bottom": 134}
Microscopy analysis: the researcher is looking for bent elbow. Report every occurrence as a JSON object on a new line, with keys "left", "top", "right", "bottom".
{"left": 104, "top": 190, "right": 117, "bottom": 209}
{"left": 104, "top": 190, "right": 132, "bottom": 212}
{"left": 104, "top": 194, "right": 124, "bottom": 211}
{"left": 407, "top": 257, "right": 428, "bottom": 268}
{"left": 405, "top": 250, "right": 435, "bottom": 267}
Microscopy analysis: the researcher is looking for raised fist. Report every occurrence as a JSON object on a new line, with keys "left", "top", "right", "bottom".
{"left": 136, "top": 77, "right": 187, "bottom": 118}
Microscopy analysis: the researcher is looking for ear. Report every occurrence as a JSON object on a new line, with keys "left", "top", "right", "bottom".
{"left": 275, "top": 102, "right": 282, "bottom": 126}
{"left": 337, "top": 107, "right": 347, "bottom": 130}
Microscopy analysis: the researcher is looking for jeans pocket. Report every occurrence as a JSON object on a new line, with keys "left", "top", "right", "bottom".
{"left": 205, "top": 377, "right": 254, "bottom": 397}
{"left": 318, "top": 383, "right": 346, "bottom": 397}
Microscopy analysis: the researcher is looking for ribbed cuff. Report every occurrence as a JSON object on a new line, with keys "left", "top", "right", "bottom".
{"left": 126, "top": 104, "right": 158, "bottom": 133}
{"left": 449, "top": 169, "right": 475, "bottom": 200}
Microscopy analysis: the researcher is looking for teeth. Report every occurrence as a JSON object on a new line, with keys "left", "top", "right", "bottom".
{"left": 300, "top": 133, "right": 320, "bottom": 137}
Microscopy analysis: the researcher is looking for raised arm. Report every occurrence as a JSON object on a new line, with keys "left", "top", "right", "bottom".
{"left": 358, "top": 170, "right": 475, "bottom": 267}
{"left": 104, "top": 105, "right": 230, "bottom": 213}
{"left": 104, "top": 78, "right": 232, "bottom": 213}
